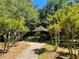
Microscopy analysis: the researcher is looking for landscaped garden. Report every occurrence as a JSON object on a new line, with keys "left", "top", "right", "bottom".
{"left": 0, "top": 0, "right": 79, "bottom": 59}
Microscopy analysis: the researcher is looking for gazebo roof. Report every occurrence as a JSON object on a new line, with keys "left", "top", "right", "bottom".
{"left": 33, "top": 26, "right": 48, "bottom": 32}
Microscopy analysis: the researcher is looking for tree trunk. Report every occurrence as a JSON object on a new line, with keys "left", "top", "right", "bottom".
{"left": 54, "top": 31, "right": 58, "bottom": 51}
{"left": 76, "top": 50, "right": 79, "bottom": 59}
{"left": 3, "top": 34, "right": 8, "bottom": 53}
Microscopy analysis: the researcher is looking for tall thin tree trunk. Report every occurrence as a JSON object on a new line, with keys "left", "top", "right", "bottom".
{"left": 54, "top": 31, "right": 58, "bottom": 51}
{"left": 3, "top": 34, "right": 8, "bottom": 53}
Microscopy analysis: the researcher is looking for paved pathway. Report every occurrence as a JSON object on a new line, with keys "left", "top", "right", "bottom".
{"left": 16, "top": 42, "right": 45, "bottom": 59}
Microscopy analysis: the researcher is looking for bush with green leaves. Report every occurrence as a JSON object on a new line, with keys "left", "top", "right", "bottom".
{"left": 0, "top": 16, "right": 29, "bottom": 53}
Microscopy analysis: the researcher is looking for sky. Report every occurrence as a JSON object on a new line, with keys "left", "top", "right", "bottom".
{"left": 32, "top": 0, "right": 48, "bottom": 9}
{"left": 32, "top": 0, "right": 74, "bottom": 9}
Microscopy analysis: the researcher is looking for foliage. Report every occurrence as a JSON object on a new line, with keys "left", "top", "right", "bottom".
{"left": 37, "top": 0, "right": 69, "bottom": 28}
{"left": 0, "top": 16, "right": 28, "bottom": 34}
{"left": 0, "top": 16, "right": 29, "bottom": 53}
{"left": 0, "top": 0, "right": 39, "bottom": 52}
{"left": 48, "top": 3, "right": 79, "bottom": 32}
{"left": 0, "top": 0, "right": 39, "bottom": 21}
{"left": 47, "top": 3, "right": 79, "bottom": 59}
{"left": 52, "top": 3, "right": 79, "bottom": 31}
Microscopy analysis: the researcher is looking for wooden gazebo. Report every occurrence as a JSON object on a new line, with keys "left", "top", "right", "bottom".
{"left": 33, "top": 26, "right": 48, "bottom": 32}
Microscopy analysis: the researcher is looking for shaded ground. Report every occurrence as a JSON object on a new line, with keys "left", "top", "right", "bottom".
{"left": 0, "top": 41, "right": 29, "bottom": 59}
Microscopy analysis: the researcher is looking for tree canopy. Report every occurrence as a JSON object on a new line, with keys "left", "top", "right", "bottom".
{"left": 0, "top": 0, "right": 39, "bottom": 20}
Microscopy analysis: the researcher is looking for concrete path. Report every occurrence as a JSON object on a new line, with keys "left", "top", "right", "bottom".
{"left": 16, "top": 42, "right": 45, "bottom": 59}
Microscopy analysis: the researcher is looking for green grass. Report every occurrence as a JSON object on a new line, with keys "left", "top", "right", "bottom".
{"left": 38, "top": 44, "right": 53, "bottom": 59}
{"left": 42, "top": 44, "right": 53, "bottom": 51}
{"left": 38, "top": 52, "right": 50, "bottom": 59}
{"left": 0, "top": 42, "right": 4, "bottom": 48}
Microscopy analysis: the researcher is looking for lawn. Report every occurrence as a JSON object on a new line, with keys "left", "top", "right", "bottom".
{"left": 38, "top": 52, "right": 51, "bottom": 59}
{"left": 38, "top": 44, "right": 53, "bottom": 59}
{"left": 42, "top": 44, "right": 54, "bottom": 51}
{"left": 0, "top": 42, "right": 4, "bottom": 48}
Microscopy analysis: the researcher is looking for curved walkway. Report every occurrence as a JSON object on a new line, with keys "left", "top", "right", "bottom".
{"left": 16, "top": 42, "right": 45, "bottom": 59}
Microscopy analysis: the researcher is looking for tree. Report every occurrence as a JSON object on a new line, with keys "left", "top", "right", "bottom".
{"left": 48, "top": 3, "right": 79, "bottom": 59}
{"left": 0, "top": 0, "right": 39, "bottom": 21}
{"left": 37, "top": 0, "right": 69, "bottom": 28}
{"left": 0, "top": 16, "right": 29, "bottom": 53}
{"left": 48, "top": 23, "right": 61, "bottom": 51}
{"left": 0, "top": 0, "right": 38, "bottom": 52}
